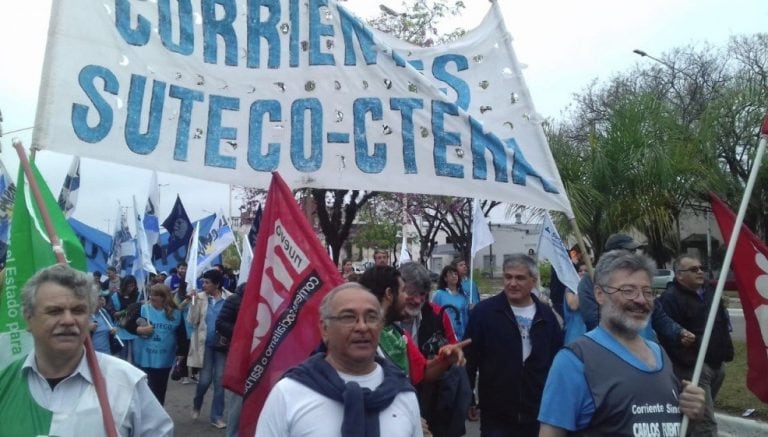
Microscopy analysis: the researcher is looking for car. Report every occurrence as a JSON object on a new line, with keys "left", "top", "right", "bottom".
{"left": 652, "top": 269, "right": 674, "bottom": 290}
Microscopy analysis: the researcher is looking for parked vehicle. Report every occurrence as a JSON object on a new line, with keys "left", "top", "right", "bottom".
{"left": 708, "top": 269, "right": 738, "bottom": 291}
{"left": 652, "top": 269, "right": 674, "bottom": 290}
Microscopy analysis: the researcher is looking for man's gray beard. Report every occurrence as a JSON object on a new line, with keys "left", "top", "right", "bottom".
{"left": 404, "top": 305, "right": 422, "bottom": 319}
{"left": 602, "top": 300, "right": 650, "bottom": 339}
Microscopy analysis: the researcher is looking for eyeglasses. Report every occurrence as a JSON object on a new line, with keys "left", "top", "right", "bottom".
{"left": 326, "top": 312, "right": 383, "bottom": 326}
{"left": 678, "top": 266, "right": 704, "bottom": 273}
{"left": 600, "top": 285, "right": 655, "bottom": 300}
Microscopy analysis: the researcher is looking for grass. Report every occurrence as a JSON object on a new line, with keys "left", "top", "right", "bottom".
{"left": 715, "top": 341, "right": 768, "bottom": 421}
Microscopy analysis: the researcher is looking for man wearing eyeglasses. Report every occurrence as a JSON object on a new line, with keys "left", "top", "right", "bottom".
{"left": 256, "top": 283, "right": 422, "bottom": 436}
{"left": 538, "top": 250, "right": 706, "bottom": 436}
{"left": 657, "top": 255, "right": 734, "bottom": 436}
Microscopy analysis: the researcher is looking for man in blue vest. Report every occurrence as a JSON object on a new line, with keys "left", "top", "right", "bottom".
{"left": 538, "top": 250, "right": 706, "bottom": 436}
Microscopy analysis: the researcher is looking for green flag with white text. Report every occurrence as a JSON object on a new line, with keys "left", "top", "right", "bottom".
{"left": 0, "top": 161, "right": 87, "bottom": 369}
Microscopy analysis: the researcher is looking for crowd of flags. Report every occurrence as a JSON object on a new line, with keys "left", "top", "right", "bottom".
{"left": 0, "top": 151, "right": 767, "bottom": 427}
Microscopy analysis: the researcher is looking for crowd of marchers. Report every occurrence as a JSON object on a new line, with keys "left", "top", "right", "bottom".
{"left": 0, "top": 232, "right": 730, "bottom": 436}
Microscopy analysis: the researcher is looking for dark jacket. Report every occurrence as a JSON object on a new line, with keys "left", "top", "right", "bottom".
{"left": 658, "top": 280, "right": 734, "bottom": 369}
{"left": 214, "top": 283, "right": 245, "bottom": 350}
{"left": 465, "top": 292, "right": 563, "bottom": 427}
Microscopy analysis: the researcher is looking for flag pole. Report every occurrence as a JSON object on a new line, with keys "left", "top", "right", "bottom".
{"left": 12, "top": 139, "right": 118, "bottom": 437}
{"left": 680, "top": 113, "right": 768, "bottom": 435}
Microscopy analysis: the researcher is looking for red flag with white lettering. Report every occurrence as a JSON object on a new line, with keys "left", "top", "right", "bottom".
{"left": 709, "top": 192, "right": 768, "bottom": 403}
{"left": 223, "top": 173, "right": 343, "bottom": 435}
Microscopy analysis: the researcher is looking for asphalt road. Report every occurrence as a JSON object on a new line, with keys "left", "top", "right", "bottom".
{"left": 728, "top": 308, "right": 745, "bottom": 342}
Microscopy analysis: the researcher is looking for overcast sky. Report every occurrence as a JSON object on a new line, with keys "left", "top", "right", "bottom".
{"left": 0, "top": 0, "right": 765, "bottom": 232}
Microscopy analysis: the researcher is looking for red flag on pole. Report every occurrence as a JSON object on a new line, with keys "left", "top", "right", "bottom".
{"left": 709, "top": 192, "right": 768, "bottom": 402}
{"left": 223, "top": 173, "right": 343, "bottom": 435}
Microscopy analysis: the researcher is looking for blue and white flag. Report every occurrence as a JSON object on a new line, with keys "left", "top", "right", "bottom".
{"left": 57, "top": 156, "right": 80, "bottom": 219}
{"left": 132, "top": 195, "right": 157, "bottom": 279}
{"left": 470, "top": 199, "right": 495, "bottom": 258}
{"left": 197, "top": 212, "right": 235, "bottom": 272}
{"left": 237, "top": 234, "right": 253, "bottom": 287}
{"left": 0, "top": 160, "right": 16, "bottom": 267}
{"left": 185, "top": 221, "right": 200, "bottom": 292}
{"left": 537, "top": 213, "right": 580, "bottom": 293}
{"left": 109, "top": 204, "right": 133, "bottom": 271}
{"left": 143, "top": 171, "right": 160, "bottom": 248}
{"left": 162, "top": 195, "right": 193, "bottom": 254}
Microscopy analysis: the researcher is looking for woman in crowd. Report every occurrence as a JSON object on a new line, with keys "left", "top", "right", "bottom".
{"left": 432, "top": 265, "right": 469, "bottom": 340}
{"left": 108, "top": 275, "right": 142, "bottom": 363}
{"left": 340, "top": 258, "right": 355, "bottom": 281}
{"left": 563, "top": 263, "right": 588, "bottom": 344}
{"left": 130, "top": 284, "right": 187, "bottom": 405}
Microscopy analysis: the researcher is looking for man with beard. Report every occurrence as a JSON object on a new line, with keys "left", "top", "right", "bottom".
{"left": 164, "top": 261, "right": 187, "bottom": 291}
{"left": 358, "top": 266, "right": 468, "bottom": 386}
{"left": 538, "top": 251, "right": 706, "bottom": 436}
{"left": 658, "top": 255, "right": 733, "bottom": 436}
{"left": 398, "top": 262, "right": 472, "bottom": 437}
{"left": 464, "top": 254, "right": 562, "bottom": 437}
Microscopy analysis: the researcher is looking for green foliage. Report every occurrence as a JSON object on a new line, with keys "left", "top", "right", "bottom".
{"left": 538, "top": 260, "right": 552, "bottom": 288}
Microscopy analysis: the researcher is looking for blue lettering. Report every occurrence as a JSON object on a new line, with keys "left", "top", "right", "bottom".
{"left": 72, "top": 65, "right": 119, "bottom": 143}
{"left": 432, "top": 54, "right": 470, "bottom": 111}
{"left": 125, "top": 75, "right": 166, "bottom": 154}
{"left": 168, "top": 85, "right": 205, "bottom": 161}
{"left": 158, "top": 0, "right": 194, "bottom": 55}
{"left": 248, "top": 100, "right": 281, "bottom": 171}
{"left": 115, "top": 0, "right": 151, "bottom": 46}
{"left": 290, "top": 99, "right": 323, "bottom": 172}
{"left": 202, "top": 0, "right": 238, "bottom": 65}
{"left": 390, "top": 98, "right": 423, "bottom": 174}
{"left": 353, "top": 98, "right": 386, "bottom": 174}
{"left": 289, "top": 0, "right": 300, "bottom": 67}
{"left": 432, "top": 101, "right": 463, "bottom": 178}
{"left": 338, "top": 6, "right": 377, "bottom": 65}
{"left": 205, "top": 95, "right": 239, "bottom": 168}
{"left": 469, "top": 117, "right": 507, "bottom": 181}
{"left": 308, "top": 0, "right": 334, "bottom": 65}
{"left": 504, "top": 138, "right": 559, "bottom": 193}
{"left": 247, "top": 0, "right": 281, "bottom": 68}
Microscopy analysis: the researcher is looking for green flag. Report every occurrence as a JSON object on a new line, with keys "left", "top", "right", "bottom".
{"left": 0, "top": 161, "right": 87, "bottom": 369}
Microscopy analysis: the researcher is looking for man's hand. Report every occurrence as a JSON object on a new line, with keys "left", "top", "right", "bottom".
{"left": 437, "top": 339, "right": 472, "bottom": 367}
{"left": 679, "top": 329, "right": 696, "bottom": 347}
{"left": 679, "top": 380, "right": 706, "bottom": 419}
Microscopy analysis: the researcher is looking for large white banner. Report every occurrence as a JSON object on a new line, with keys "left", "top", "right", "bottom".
{"left": 33, "top": 0, "right": 573, "bottom": 216}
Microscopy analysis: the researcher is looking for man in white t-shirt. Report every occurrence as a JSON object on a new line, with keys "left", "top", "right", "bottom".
{"left": 464, "top": 254, "right": 563, "bottom": 437}
{"left": 256, "top": 282, "right": 422, "bottom": 437}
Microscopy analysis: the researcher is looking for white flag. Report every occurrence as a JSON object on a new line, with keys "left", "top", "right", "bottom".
{"left": 196, "top": 213, "right": 236, "bottom": 272}
{"left": 185, "top": 221, "right": 200, "bottom": 288}
{"left": 57, "top": 156, "right": 80, "bottom": 219}
{"left": 143, "top": 171, "right": 160, "bottom": 247}
{"left": 470, "top": 199, "right": 495, "bottom": 258}
{"left": 537, "top": 213, "right": 580, "bottom": 293}
{"left": 132, "top": 195, "right": 157, "bottom": 276}
{"left": 237, "top": 235, "right": 253, "bottom": 286}
{"left": 398, "top": 229, "right": 411, "bottom": 266}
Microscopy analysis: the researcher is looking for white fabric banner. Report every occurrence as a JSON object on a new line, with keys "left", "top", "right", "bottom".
{"left": 537, "top": 213, "right": 580, "bottom": 293}
{"left": 471, "top": 198, "right": 494, "bottom": 258}
{"left": 33, "top": 0, "right": 572, "bottom": 216}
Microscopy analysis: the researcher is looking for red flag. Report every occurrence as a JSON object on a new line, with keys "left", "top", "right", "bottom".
{"left": 223, "top": 173, "right": 343, "bottom": 435}
{"left": 709, "top": 192, "right": 768, "bottom": 402}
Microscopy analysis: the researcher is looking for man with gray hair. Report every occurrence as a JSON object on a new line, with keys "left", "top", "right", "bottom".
{"left": 465, "top": 254, "right": 563, "bottom": 436}
{"left": 538, "top": 251, "right": 706, "bottom": 436}
{"left": 0, "top": 263, "right": 172, "bottom": 436}
{"left": 256, "top": 282, "right": 422, "bottom": 436}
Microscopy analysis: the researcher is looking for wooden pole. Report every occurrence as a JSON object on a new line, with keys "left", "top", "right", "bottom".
{"left": 12, "top": 139, "right": 118, "bottom": 437}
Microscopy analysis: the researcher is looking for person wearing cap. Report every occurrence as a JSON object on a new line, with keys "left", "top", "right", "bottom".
{"left": 538, "top": 250, "right": 706, "bottom": 436}
{"left": 577, "top": 233, "right": 694, "bottom": 347}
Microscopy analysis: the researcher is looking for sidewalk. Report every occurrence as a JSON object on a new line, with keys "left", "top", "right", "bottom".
{"left": 716, "top": 412, "right": 768, "bottom": 436}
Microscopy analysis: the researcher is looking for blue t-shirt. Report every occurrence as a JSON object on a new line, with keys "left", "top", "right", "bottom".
{"left": 538, "top": 326, "right": 663, "bottom": 431}
{"left": 432, "top": 289, "right": 469, "bottom": 340}
{"left": 562, "top": 291, "right": 586, "bottom": 345}
{"left": 205, "top": 296, "right": 226, "bottom": 347}
{"left": 460, "top": 278, "right": 481, "bottom": 305}
{"left": 90, "top": 309, "right": 112, "bottom": 354}
{"left": 133, "top": 305, "right": 182, "bottom": 369}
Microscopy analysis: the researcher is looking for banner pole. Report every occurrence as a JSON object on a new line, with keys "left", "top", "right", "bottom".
{"left": 568, "top": 218, "right": 594, "bottom": 276}
{"left": 12, "top": 139, "right": 118, "bottom": 437}
{"left": 680, "top": 113, "right": 768, "bottom": 435}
